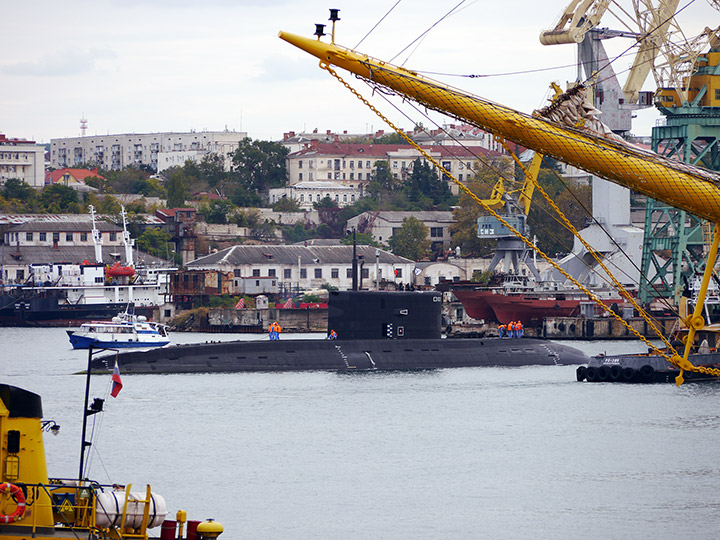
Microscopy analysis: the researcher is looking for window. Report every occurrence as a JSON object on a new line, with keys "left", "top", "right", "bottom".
{"left": 442, "top": 161, "right": 451, "bottom": 171}
{"left": 66, "top": 233, "right": 73, "bottom": 242}
{"left": 234, "top": 269, "right": 242, "bottom": 277}
{"left": 358, "top": 161, "right": 363, "bottom": 168}
{"left": 346, "top": 268, "right": 353, "bottom": 278}
{"left": 362, "top": 268, "right": 369, "bottom": 278}
{"left": 314, "top": 268, "right": 322, "bottom": 278}
{"left": 300, "top": 194, "right": 305, "bottom": 202}
{"left": 299, "top": 173, "right": 303, "bottom": 180}
{"left": 331, "top": 268, "right": 339, "bottom": 278}
{"left": 284, "top": 269, "right": 292, "bottom": 279}
{"left": 268, "top": 269, "right": 276, "bottom": 277}
{"left": 395, "top": 268, "right": 403, "bottom": 278}
{"left": 252, "top": 269, "right": 260, "bottom": 277}
{"left": 366, "top": 161, "right": 370, "bottom": 168}
{"left": 350, "top": 160, "right": 354, "bottom": 168}
{"left": 80, "top": 232, "right": 88, "bottom": 242}
{"left": 358, "top": 173, "right": 362, "bottom": 180}
{"left": 300, "top": 269, "right": 307, "bottom": 278}
{"left": 53, "top": 232, "right": 60, "bottom": 243}
{"left": 298, "top": 160, "right": 303, "bottom": 168}
{"left": 350, "top": 173, "right": 354, "bottom": 180}
{"left": 393, "top": 161, "right": 398, "bottom": 168}
{"left": 430, "top": 227, "right": 443, "bottom": 238}
{"left": 25, "top": 232, "right": 33, "bottom": 241}
{"left": 109, "top": 232, "right": 117, "bottom": 241}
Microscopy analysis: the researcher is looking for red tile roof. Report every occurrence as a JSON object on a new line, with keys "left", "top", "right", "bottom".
{"left": 46, "top": 168, "right": 105, "bottom": 184}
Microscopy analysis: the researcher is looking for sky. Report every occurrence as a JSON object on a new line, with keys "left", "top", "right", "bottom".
{"left": 1, "top": 0, "right": 717, "bottom": 144}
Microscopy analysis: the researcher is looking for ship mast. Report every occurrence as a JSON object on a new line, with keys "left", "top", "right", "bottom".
{"left": 121, "top": 205, "right": 135, "bottom": 267}
{"left": 89, "top": 205, "right": 103, "bottom": 264}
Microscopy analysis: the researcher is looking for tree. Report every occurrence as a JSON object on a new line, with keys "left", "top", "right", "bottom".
{"left": 166, "top": 168, "right": 187, "bottom": 208}
{"left": 272, "top": 197, "right": 301, "bottom": 212}
{"left": 136, "top": 227, "right": 173, "bottom": 260}
{"left": 40, "top": 184, "right": 80, "bottom": 213}
{"left": 2, "top": 178, "right": 39, "bottom": 212}
{"left": 389, "top": 216, "right": 431, "bottom": 260}
{"left": 403, "top": 158, "right": 456, "bottom": 210}
{"left": 230, "top": 137, "right": 288, "bottom": 193}
{"left": 198, "top": 199, "right": 236, "bottom": 224}
{"left": 231, "top": 185, "right": 263, "bottom": 207}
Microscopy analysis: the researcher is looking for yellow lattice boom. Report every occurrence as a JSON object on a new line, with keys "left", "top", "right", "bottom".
{"left": 279, "top": 31, "right": 720, "bottom": 223}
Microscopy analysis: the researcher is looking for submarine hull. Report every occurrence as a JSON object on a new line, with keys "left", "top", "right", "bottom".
{"left": 91, "top": 337, "right": 588, "bottom": 374}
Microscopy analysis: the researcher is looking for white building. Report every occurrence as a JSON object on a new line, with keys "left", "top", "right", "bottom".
{"left": 0, "top": 134, "right": 46, "bottom": 187}
{"left": 268, "top": 181, "right": 361, "bottom": 210}
{"left": 346, "top": 211, "right": 456, "bottom": 251}
{"left": 284, "top": 141, "right": 505, "bottom": 197}
{"left": 50, "top": 130, "right": 247, "bottom": 172}
{"left": 187, "top": 244, "right": 416, "bottom": 293}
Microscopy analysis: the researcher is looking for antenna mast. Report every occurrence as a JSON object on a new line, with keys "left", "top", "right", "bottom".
{"left": 89, "top": 205, "right": 103, "bottom": 263}
{"left": 121, "top": 205, "right": 134, "bottom": 267}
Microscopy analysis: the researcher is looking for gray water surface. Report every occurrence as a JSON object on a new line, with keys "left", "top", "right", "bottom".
{"left": 3, "top": 328, "right": 719, "bottom": 540}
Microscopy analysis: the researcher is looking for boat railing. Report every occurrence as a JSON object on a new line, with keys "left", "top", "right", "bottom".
{"left": 17, "top": 479, "right": 160, "bottom": 540}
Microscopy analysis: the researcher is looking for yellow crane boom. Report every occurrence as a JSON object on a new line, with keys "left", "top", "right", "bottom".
{"left": 279, "top": 31, "right": 720, "bottom": 223}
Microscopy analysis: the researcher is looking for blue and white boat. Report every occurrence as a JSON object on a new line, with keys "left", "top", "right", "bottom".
{"left": 67, "top": 312, "right": 170, "bottom": 349}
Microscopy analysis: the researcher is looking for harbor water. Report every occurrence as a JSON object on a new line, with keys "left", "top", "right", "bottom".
{"left": 4, "top": 327, "right": 720, "bottom": 539}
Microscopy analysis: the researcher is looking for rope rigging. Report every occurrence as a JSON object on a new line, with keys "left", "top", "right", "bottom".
{"left": 320, "top": 59, "right": 720, "bottom": 384}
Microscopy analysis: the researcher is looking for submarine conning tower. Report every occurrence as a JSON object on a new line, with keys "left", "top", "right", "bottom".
{"left": 328, "top": 290, "right": 442, "bottom": 340}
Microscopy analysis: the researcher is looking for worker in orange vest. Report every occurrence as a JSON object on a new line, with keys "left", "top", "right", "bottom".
{"left": 517, "top": 320, "right": 524, "bottom": 338}
{"left": 498, "top": 323, "right": 506, "bottom": 338}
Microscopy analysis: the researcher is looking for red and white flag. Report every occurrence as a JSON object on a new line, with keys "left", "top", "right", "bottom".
{"left": 110, "top": 360, "right": 123, "bottom": 398}
{"left": 283, "top": 298, "right": 293, "bottom": 308}
{"left": 234, "top": 298, "right": 245, "bottom": 309}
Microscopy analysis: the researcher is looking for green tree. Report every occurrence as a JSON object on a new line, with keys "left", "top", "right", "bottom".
{"left": 40, "top": 184, "right": 80, "bottom": 213}
{"left": 231, "top": 185, "right": 263, "bottom": 207}
{"left": 272, "top": 197, "right": 302, "bottom": 212}
{"left": 230, "top": 137, "right": 288, "bottom": 193}
{"left": 197, "top": 153, "right": 227, "bottom": 189}
{"left": 339, "top": 232, "right": 379, "bottom": 247}
{"left": 166, "top": 168, "right": 187, "bottom": 208}
{"left": 199, "top": 199, "right": 236, "bottom": 224}
{"left": 136, "top": 227, "right": 173, "bottom": 259}
{"left": 403, "top": 158, "right": 456, "bottom": 210}
{"left": 388, "top": 216, "right": 430, "bottom": 260}
{"left": 2, "top": 178, "right": 39, "bottom": 211}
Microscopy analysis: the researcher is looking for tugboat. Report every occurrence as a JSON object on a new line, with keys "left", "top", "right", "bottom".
{"left": 67, "top": 310, "right": 170, "bottom": 350}
{"left": 0, "top": 382, "right": 222, "bottom": 540}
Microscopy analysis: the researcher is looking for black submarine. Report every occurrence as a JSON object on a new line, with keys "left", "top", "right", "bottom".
{"left": 90, "top": 290, "right": 588, "bottom": 373}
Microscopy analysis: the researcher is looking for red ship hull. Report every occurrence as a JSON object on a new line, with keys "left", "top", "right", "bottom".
{"left": 453, "top": 289, "right": 623, "bottom": 325}
{"left": 451, "top": 289, "right": 498, "bottom": 322}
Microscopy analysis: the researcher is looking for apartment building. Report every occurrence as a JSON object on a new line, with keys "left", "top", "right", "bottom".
{"left": 50, "top": 130, "right": 247, "bottom": 172}
{"left": 0, "top": 134, "right": 46, "bottom": 187}
{"left": 284, "top": 141, "right": 503, "bottom": 199}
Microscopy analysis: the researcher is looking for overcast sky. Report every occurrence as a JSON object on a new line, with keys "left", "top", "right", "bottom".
{"left": 1, "top": 0, "right": 716, "bottom": 144}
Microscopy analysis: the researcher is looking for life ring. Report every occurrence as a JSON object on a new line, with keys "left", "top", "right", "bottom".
{"left": 0, "top": 482, "right": 26, "bottom": 523}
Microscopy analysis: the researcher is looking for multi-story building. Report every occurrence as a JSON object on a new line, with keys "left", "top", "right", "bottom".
{"left": 275, "top": 141, "right": 505, "bottom": 209}
{"left": 50, "top": 130, "right": 247, "bottom": 172}
{"left": 0, "top": 134, "right": 46, "bottom": 187}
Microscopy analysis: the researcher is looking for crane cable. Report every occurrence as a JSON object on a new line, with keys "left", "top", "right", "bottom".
{"left": 320, "top": 60, "right": 720, "bottom": 384}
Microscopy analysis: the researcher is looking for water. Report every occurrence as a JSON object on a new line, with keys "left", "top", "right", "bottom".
{"left": 4, "top": 328, "right": 720, "bottom": 540}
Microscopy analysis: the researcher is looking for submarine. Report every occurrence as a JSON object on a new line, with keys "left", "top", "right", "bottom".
{"left": 90, "top": 291, "right": 588, "bottom": 373}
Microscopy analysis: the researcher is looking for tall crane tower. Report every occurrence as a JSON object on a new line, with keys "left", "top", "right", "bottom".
{"left": 541, "top": 1, "right": 720, "bottom": 304}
